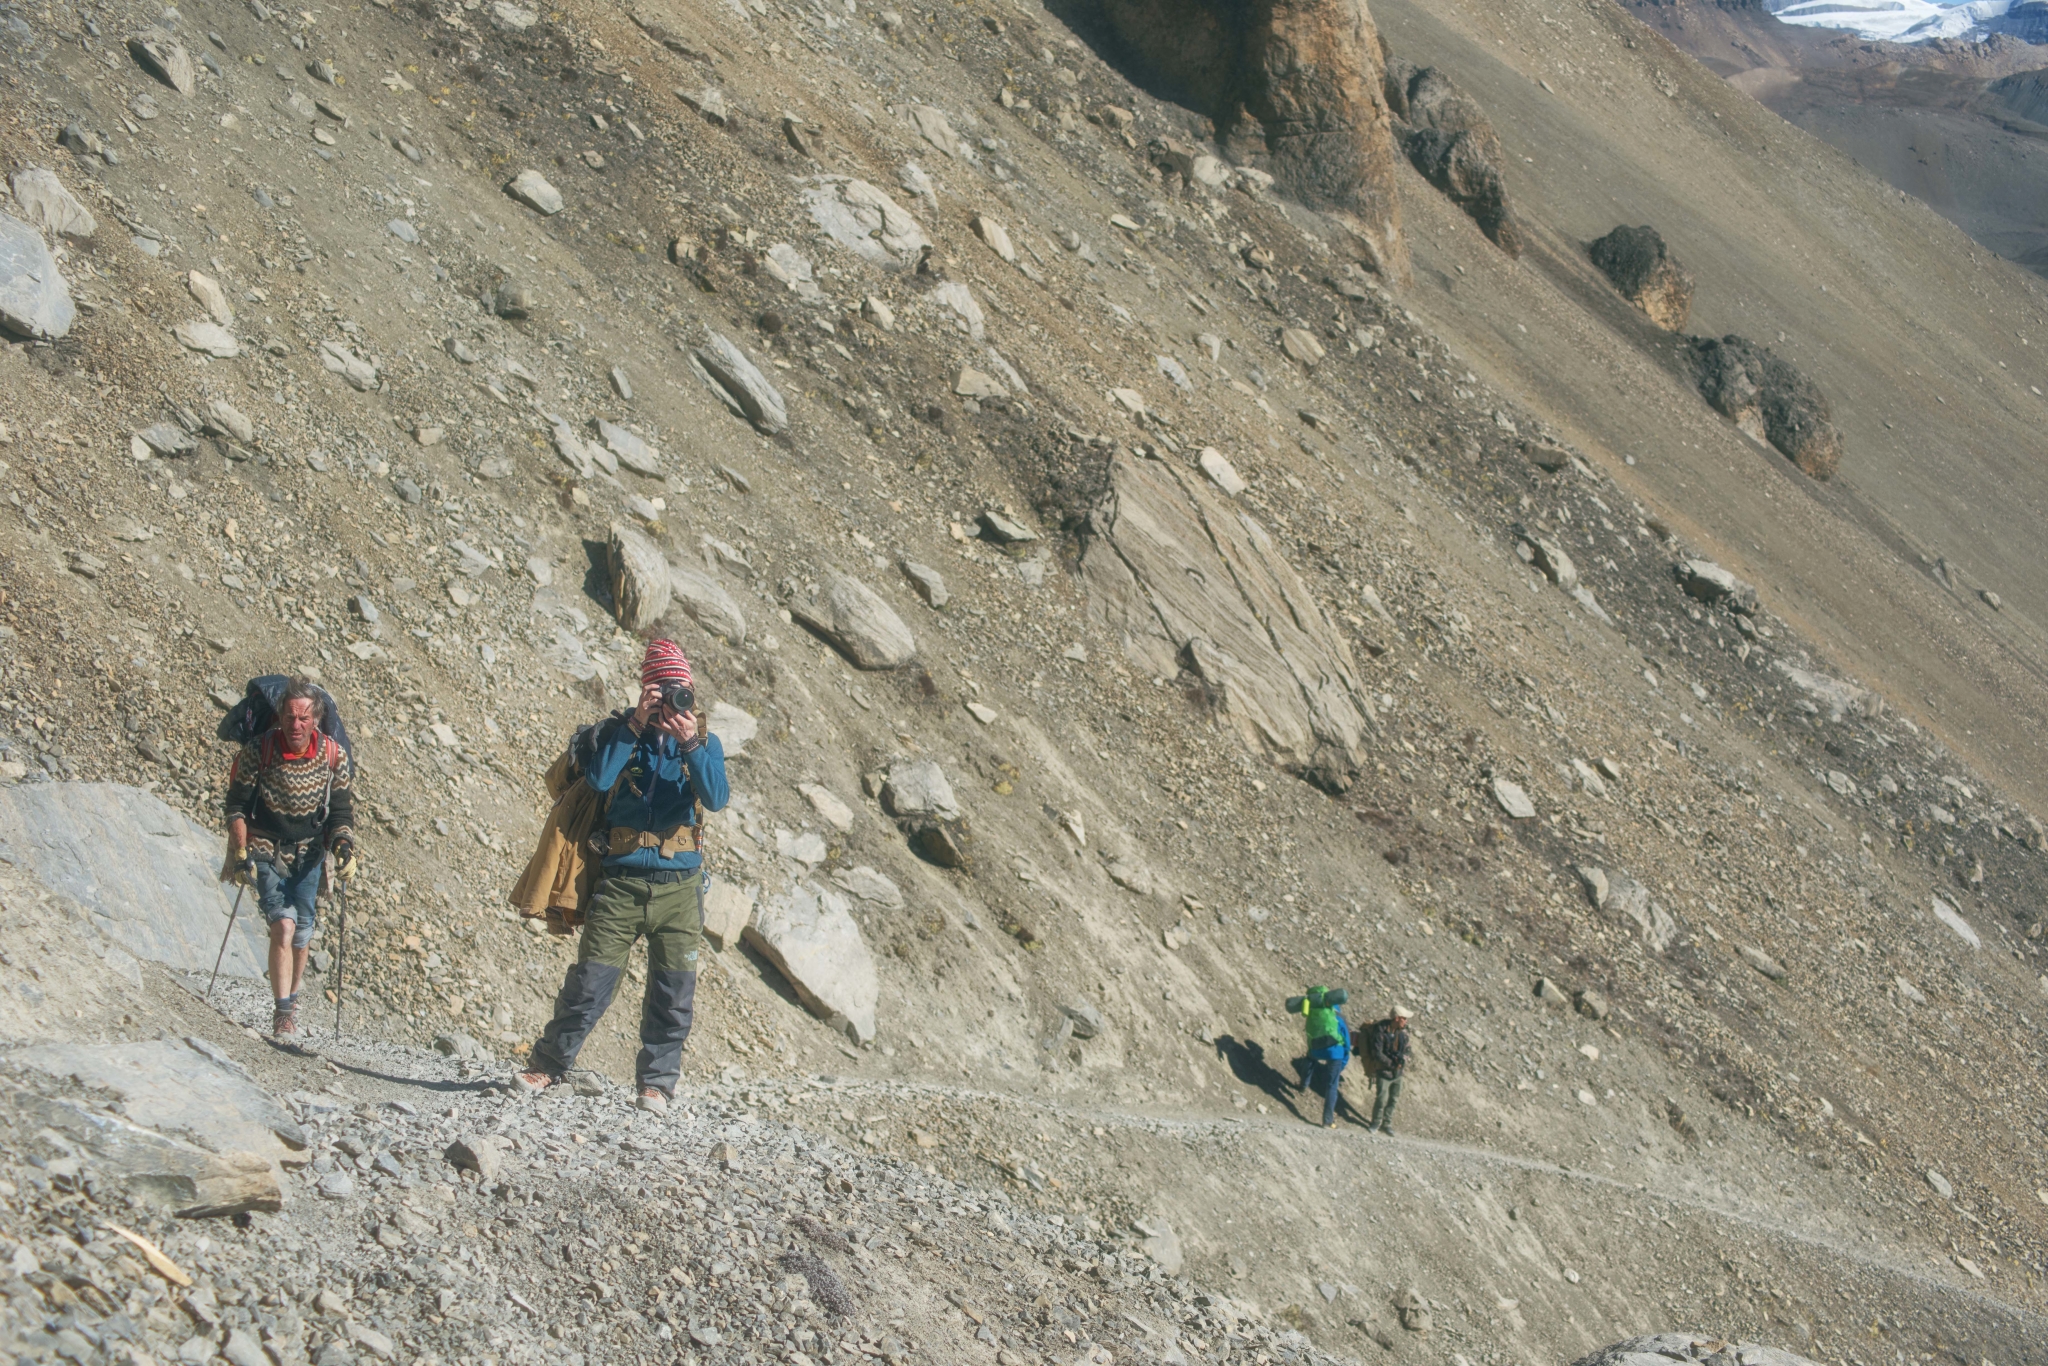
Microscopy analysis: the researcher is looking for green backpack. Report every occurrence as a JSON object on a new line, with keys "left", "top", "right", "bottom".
{"left": 1287, "top": 986, "right": 1348, "bottom": 1050}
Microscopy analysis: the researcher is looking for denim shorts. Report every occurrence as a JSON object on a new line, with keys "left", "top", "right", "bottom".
{"left": 256, "top": 858, "right": 323, "bottom": 948}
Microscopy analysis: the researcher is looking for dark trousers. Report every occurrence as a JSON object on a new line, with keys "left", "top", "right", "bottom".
{"left": 529, "top": 871, "right": 703, "bottom": 1095}
{"left": 1309, "top": 1057, "right": 1346, "bottom": 1126}
{"left": 1371, "top": 1072, "right": 1403, "bottom": 1130}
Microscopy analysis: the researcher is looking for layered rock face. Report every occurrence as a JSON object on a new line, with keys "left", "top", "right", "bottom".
{"left": 1689, "top": 335, "right": 1844, "bottom": 479}
{"left": 1589, "top": 224, "right": 1694, "bottom": 330}
{"left": 1097, "top": 0, "right": 1405, "bottom": 271}
{"left": 1383, "top": 60, "right": 1522, "bottom": 256}
{"left": 1080, "top": 453, "right": 1376, "bottom": 793}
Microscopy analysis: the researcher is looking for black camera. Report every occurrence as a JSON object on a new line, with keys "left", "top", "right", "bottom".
{"left": 662, "top": 683, "right": 696, "bottom": 714}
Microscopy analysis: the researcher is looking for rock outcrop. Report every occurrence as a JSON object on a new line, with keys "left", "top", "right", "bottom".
{"left": 1588, "top": 224, "right": 1692, "bottom": 330}
{"left": 9, "top": 1081, "right": 282, "bottom": 1218}
{"left": 1096, "top": 0, "right": 1406, "bottom": 273}
{"left": 1080, "top": 453, "right": 1375, "bottom": 791}
{"left": 1688, "top": 335, "right": 1843, "bottom": 479}
{"left": 0, "top": 210, "right": 75, "bottom": 339}
{"left": 0, "top": 782, "right": 267, "bottom": 977}
{"left": 1383, "top": 61, "right": 1520, "bottom": 256}
{"left": 745, "top": 882, "right": 878, "bottom": 1043}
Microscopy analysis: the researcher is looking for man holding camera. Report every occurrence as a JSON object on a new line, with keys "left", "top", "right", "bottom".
{"left": 516, "top": 640, "right": 728, "bottom": 1115}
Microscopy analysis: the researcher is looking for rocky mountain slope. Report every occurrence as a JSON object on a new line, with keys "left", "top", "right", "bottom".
{"left": 3, "top": 0, "right": 2048, "bottom": 1364}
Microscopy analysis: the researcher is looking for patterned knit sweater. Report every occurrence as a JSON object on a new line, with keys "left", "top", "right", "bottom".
{"left": 223, "top": 732, "right": 355, "bottom": 870}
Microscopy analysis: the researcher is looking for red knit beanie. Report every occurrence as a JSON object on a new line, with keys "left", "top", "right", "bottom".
{"left": 641, "top": 639, "right": 693, "bottom": 691}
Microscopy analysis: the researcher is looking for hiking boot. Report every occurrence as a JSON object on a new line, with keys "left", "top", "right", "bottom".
{"left": 636, "top": 1088, "right": 670, "bottom": 1118}
{"left": 272, "top": 1007, "right": 298, "bottom": 1036}
{"left": 512, "top": 1070, "right": 555, "bottom": 1097}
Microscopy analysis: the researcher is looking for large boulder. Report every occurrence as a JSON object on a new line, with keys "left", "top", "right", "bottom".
{"left": 1080, "top": 453, "right": 1375, "bottom": 791}
{"left": 1384, "top": 61, "right": 1520, "bottom": 256}
{"left": 16, "top": 1038, "right": 309, "bottom": 1169}
{"left": 1689, "top": 335, "right": 1842, "bottom": 479}
{"left": 745, "top": 882, "right": 878, "bottom": 1043}
{"left": 1095, "top": 0, "right": 1406, "bottom": 273}
{"left": 691, "top": 329, "right": 788, "bottom": 434}
{"left": 1572, "top": 1336, "right": 1819, "bottom": 1366}
{"left": 10, "top": 167, "right": 96, "bottom": 238}
{"left": 0, "top": 782, "right": 266, "bottom": 976}
{"left": 10, "top": 1082, "right": 282, "bottom": 1218}
{"left": 882, "top": 759, "right": 961, "bottom": 822}
{"left": 0, "top": 210, "right": 76, "bottom": 339}
{"left": 1588, "top": 224, "right": 1692, "bottom": 330}
{"left": 790, "top": 572, "right": 916, "bottom": 669}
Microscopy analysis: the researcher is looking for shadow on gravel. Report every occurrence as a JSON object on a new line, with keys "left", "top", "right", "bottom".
{"left": 262, "top": 1039, "right": 504, "bottom": 1096}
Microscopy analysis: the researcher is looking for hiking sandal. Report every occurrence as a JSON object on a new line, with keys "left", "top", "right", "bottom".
{"left": 512, "top": 1070, "right": 555, "bottom": 1096}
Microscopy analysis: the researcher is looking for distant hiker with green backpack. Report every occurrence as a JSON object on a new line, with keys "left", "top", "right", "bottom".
{"left": 220, "top": 675, "right": 358, "bottom": 1036}
{"left": 516, "top": 640, "right": 728, "bottom": 1117}
{"left": 1287, "top": 986, "right": 1352, "bottom": 1128}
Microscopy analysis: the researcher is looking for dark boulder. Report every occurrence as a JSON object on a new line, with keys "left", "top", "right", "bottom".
{"left": 1688, "top": 335, "right": 1842, "bottom": 480}
{"left": 1383, "top": 60, "right": 1520, "bottom": 256}
{"left": 1588, "top": 224, "right": 1693, "bottom": 330}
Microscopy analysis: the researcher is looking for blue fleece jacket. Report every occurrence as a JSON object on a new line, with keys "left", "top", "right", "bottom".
{"left": 587, "top": 719, "right": 730, "bottom": 873}
{"left": 1309, "top": 1014, "right": 1352, "bottom": 1065}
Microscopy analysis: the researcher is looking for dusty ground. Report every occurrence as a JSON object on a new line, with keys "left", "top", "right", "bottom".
{"left": 3, "top": 0, "right": 2048, "bottom": 1364}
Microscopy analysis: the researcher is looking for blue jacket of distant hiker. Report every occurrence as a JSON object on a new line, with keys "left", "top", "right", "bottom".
{"left": 586, "top": 716, "right": 730, "bottom": 874}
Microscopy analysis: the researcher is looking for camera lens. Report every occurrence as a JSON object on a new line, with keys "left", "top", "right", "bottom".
{"left": 663, "top": 684, "right": 695, "bottom": 713}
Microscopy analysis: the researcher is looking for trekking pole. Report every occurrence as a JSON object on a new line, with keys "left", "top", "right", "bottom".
{"left": 331, "top": 876, "right": 349, "bottom": 1038}
{"left": 206, "top": 882, "right": 248, "bottom": 1001}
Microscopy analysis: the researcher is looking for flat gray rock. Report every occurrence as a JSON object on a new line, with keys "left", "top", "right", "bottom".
{"left": 831, "top": 864, "right": 903, "bottom": 909}
{"left": 8, "top": 1083, "right": 282, "bottom": 1217}
{"left": 899, "top": 559, "right": 948, "bottom": 608}
{"left": 10, "top": 167, "right": 95, "bottom": 237}
{"left": 1492, "top": 777, "right": 1536, "bottom": 819}
{"left": 791, "top": 572, "right": 915, "bottom": 669}
{"left": 707, "top": 701, "right": 757, "bottom": 755}
{"left": 15, "top": 1038, "right": 307, "bottom": 1168}
{"left": 0, "top": 210, "right": 75, "bottom": 339}
{"left": 1079, "top": 455, "right": 1372, "bottom": 791}
{"left": 667, "top": 559, "right": 747, "bottom": 645}
{"left": 882, "top": 759, "right": 959, "bottom": 822}
{"left": 597, "top": 418, "right": 662, "bottom": 475}
{"left": 691, "top": 329, "right": 787, "bottom": 434}
{"left": 0, "top": 782, "right": 265, "bottom": 977}
{"left": 1604, "top": 871, "right": 1679, "bottom": 952}
{"left": 128, "top": 35, "right": 195, "bottom": 94}
{"left": 745, "top": 882, "right": 877, "bottom": 1043}
{"left": 702, "top": 879, "right": 755, "bottom": 950}
{"left": 505, "top": 169, "right": 563, "bottom": 215}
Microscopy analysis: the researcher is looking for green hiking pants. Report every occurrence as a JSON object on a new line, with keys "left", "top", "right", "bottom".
{"left": 530, "top": 871, "right": 704, "bottom": 1094}
{"left": 1371, "top": 1072, "right": 1403, "bottom": 1131}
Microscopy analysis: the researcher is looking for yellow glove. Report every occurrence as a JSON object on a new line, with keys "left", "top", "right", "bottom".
{"left": 332, "top": 838, "right": 358, "bottom": 882}
{"left": 222, "top": 844, "right": 254, "bottom": 886}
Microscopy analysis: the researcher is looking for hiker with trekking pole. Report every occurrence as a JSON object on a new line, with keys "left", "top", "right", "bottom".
{"left": 217, "top": 675, "right": 358, "bottom": 1036}
{"left": 515, "top": 639, "right": 728, "bottom": 1117}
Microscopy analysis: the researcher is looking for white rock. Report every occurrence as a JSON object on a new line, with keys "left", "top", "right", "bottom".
{"left": 925, "top": 281, "right": 985, "bottom": 341}
{"left": 205, "top": 399, "right": 254, "bottom": 444}
{"left": 702, "top": 880, "right": 754, "bottom": 950}
{"left": 908, "top": 104, "right": 970, "bottom": 159}
{"left": 899, "top": 560, "right": 948, "bottom": 608}
{"left": 505, "top": 169, "right": 564, "bottom": 215}
{"left": 1604, "top": 872, "right": 1679, "bottom": 953}
{"left": 1926, "top": 1168, "right": 1954, "bottom": 1199}
{"left": 882, "top": 759, "right": 959, "bottom": 822}
{"left": 489, "top": 0, "right": 538, "bottom": 28}
{"left": 707, "top": 701, "right": 757, "bottom": 755}
{"left": 1492, "top": 777, "right": 1535, "bottom": 819}
{"left": 1931, "top": 895, "right": 1980, "bottom": 949}
{"left": 10, "top": 168, "right": 95, "bottom": 237}
{"left": 173, "top": 319, "right": 239, "bottom": 358}
{"left": 790, "top": 572, "right": 915, "bottom": 669}
{"left": 596, "top": 419, "right": 661, "bottom": 475}
{"left": 667, "top": 560, "right": 747, "bottom": 645}
{"left": 187, "top": 270, "right": 233, "bottom": 327}
{"left": 776, "top": 830, "right": 829, "bottom": 866}
{"left": 805, "top": 178, "right": 930, "bottom": 267}
{"left": 1198, "top": 447, "right": 1247, "bottom": 495}
{"left": 691, "top": 329, "right": 787, "bottom": 434}
{"left": 317, "top": 340, "right": 378, "bottom": 390}
{"left": 798, "top": 783, "right": 854, "bottom": 831}
{"left": 745, "top": 883, "right": 878, "bottom": 1043}
{"left": 972, "top": 214, "right": 1016, "bottom": 261}
{"left": 831, "top": 865, "right": 903, "bottom": 909}
{"left": 1280, "top": 327, "right": 1325, "bottom": 366}
{"left": 954, "top": 366, "right": 1007, "bottom": 399}
{"left": 965, "top": 701, "right": 998, "bottom": 725}
{"left": 862, "top": 295, "right": 896, "bottom": 329}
